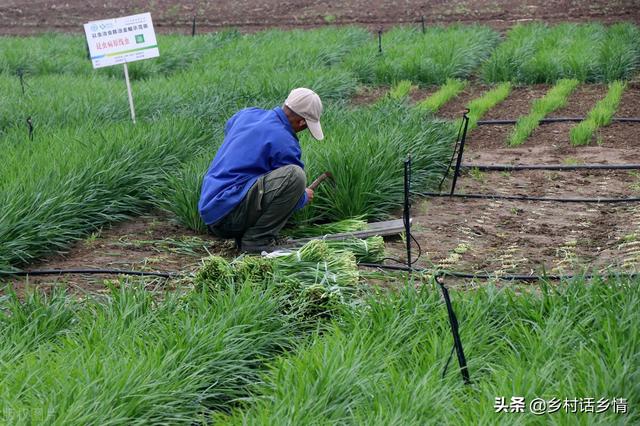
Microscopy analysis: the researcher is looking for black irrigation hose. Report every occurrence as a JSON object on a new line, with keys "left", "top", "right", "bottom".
{"left": 477, "top": 117, "right": 640, "bottom": 125}
{"left": 379, "top": 232, "right": 423, "bottom": 266}
{"left": 418, "top": 192, "right": 640, "bottom": 203}
{"left": 26, "top": 116, "right": 33, "bottom": 141}
{"left": 357, "top": 263, "right": 640, "bottom": 281}
{"left": 438, "top": 279, "right": 470, "bottom": 384}
{"left": 16, "top": 265, "right": 636, "bottom": 287}
{"left": 1, "top": 269, "right": 180, "bottom": 279}
{"left": 437, "top": 113, "right": 466, "bottom": 191}
{"left": 17, "top": 68, "right": 25, "bottom": 95}
{"left": 461, "top": 163, "right": 640, "bottom": 171}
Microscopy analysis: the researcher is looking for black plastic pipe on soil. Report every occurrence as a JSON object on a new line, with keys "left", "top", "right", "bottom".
{"left": 7, "top": 265, "right": 640, "bottom": 284}
{"left": 402, "top": 155, "right": 470, "bottom": 386}
{"left": 477, "top": 117, "right": 640, "bottom": 125}
{"left": 418, "top": 192, "right": 640, "bottom": 203}
{"left": 357, "top": 262, "right": 640, "bottom": 281}
{"left": 0, "top": 269, "right": 179, "bottom": 278}
{"left": 461, "top": 163, "right": 640, "bottom": 171}
{"left": 437, "top": 114, "right": 467, "bottom": 192}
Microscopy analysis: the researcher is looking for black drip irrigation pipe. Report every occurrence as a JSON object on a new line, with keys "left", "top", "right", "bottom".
{"left": 449, "top": 110, "right": 470, "bottom": 196}
{"left": 403, "top": 155, "right": 470, "bottom": 385}
{"left": 17, "top": 68, "right": 25, "bottom": 95}
{"left": 358, "top": 262, "right": 640, "bottom": 281}
{"left": 461, "top": 163, "right": 640, "bottom": 171}
{"left": 7, "top": 265, "right": 640, "bottom": 283}
{"left": 437, "top": 112, "right": 467, "bottom": 191}
{"left": 477, "top": 117, "right": 640, "bottom": 125}
{"left": 438, "top": 280, "right": 470, "bottom": 384}
{"left": 26, "top": 116, "right": 33, "bottom": 141}
{"left": 404, "top": 156, "right": 412, "bottom": 268}
{"left": 419, "top": 192, "right": 640, "bottom": 203}
{"left": 1, "top": 269, "right": 179, "bottom": 279}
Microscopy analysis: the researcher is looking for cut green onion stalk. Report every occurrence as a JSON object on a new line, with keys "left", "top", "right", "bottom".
{"left": 282, "top": 217, "right": 368, "bottom": 238}
{"left": 325, "top": 236, "right": 386, "bottom": 263}
{"left": 194, "top": 239, "right": 369, "bottom": 319}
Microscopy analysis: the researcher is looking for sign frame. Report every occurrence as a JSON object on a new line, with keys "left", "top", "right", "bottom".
{"left": 84, "top": 12, "right": 159, "bottom": 69}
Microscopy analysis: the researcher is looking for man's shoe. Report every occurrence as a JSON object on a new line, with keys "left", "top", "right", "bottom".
{"left": 241, "top": 239, "right": 279, "bottom": 254}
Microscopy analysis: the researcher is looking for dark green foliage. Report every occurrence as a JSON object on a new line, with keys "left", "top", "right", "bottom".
{"left": 0, "top": 32, "right": 238, "bottom": 78}
{"left": 295, "top": 99, "right": 456, "bottom": 224}
{"left": 0, "top": 283, "right": 300, "bottom": 423}
{"left": 483, "top": 22, "right": 640, "bottom": 83}
{"left": 0, "top": 119, "right": 209, "bottom": 271}
{"left": 228, "top": 278, "right": 640, "bottom": 424}
{"left": 343, "top": 25, "right": 500, "bottom": 85}
{"left": 233, "top": 256, "right": 275, "bottom": 284}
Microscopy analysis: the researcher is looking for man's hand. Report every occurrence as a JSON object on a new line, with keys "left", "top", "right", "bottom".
{"left": 305, "top": 187, "right": 314, "bottom": 204}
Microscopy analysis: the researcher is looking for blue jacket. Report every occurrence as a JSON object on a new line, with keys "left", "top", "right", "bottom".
{"left": 198, "top": 107, "right": 307, "bottom": 225}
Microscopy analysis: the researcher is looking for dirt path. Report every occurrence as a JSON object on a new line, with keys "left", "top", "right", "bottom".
{"left": 0, "top": 0, "right": 638, "bottom": 36}
{"left": 3, "top": 212, "right": 230, "bottom": 295}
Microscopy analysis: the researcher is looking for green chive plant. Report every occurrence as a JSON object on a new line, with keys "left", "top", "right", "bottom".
{"left": 227, "top": 278, "right": 640, "bottom": 424}
{"left": 464, "top": 82, "right": 512, "bottom": 130}
{"left": 509, "top": 78, "right": 579, "bottom": 146}
{"left": 0, "top": 283, "right": 303, "bottom": 423}
{"left": 344, "top": 25, "right": 500, "bottom": 85}
{"left": 0, "top": 32, "right": 238, "bottom": 78}
{"left": 570, "top": 81, "right": 626, "bottom": 146}
{"left": 0, "top": 119, "right": 209, "bottom": 271}
{"left": 416, "top": 78, "right": 468, "bottom": 113}
{"left": 482, "top": 22, "right": 640, "bottom": 83}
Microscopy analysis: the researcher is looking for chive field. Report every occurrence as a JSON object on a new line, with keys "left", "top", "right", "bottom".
{"left": 1, "top": 21, "right": 640, "bottom": 424}
{"left": 482, "top": 22, "right": 640, "bottom": 83}
{"left": 344, "top": 25, "right": 500, "bottom": 85}
{"left": 224, "top": 278, "right": 639, "bottom": 425}
{"left": 1, "top": 277, "right": 637, "bottom": 424}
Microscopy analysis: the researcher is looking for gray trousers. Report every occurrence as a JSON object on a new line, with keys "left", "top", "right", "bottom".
{"left": 208, "top": 164, "right": 306, "bottom": 247}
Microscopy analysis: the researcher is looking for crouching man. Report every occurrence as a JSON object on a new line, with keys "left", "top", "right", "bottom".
{"left": 198, "top": 88, "right": 324, "bottom": 253}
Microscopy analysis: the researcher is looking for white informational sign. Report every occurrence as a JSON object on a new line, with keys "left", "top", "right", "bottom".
{"left": 84, "top": 13, "right": 159, "bottom": 69}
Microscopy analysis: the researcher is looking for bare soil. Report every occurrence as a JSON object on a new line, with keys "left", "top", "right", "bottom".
{"left": 386, "top": 84, "right": 640, "bottom": 277}
{"left": 350, "top": 85, "right": 389, "bottom": 106}
{"left": 0, "top": 0, "right": 638, "bottom": 36}
{"left": 3, "top": 212, "right": 233, "bottom": 296}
